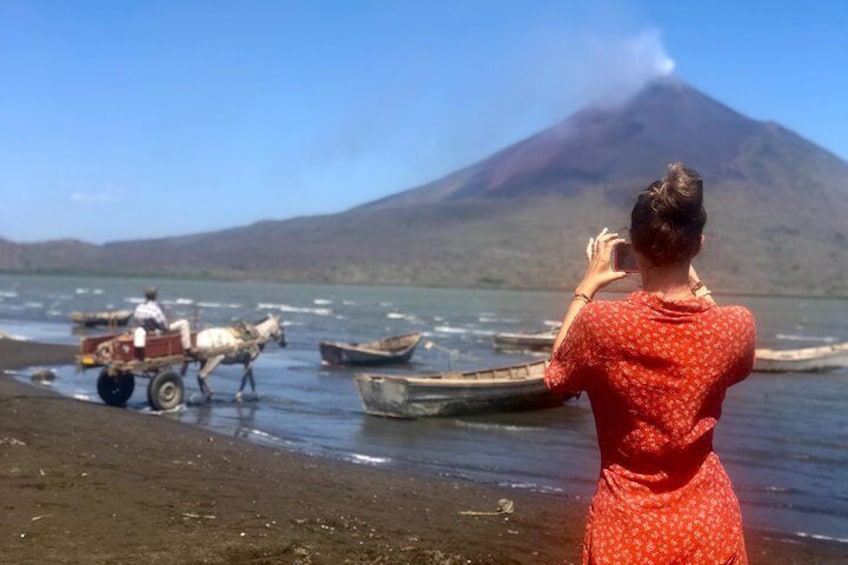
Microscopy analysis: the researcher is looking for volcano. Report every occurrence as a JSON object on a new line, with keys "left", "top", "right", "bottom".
{"left": 3, "top": 77, "right": 847, "bottom": 294}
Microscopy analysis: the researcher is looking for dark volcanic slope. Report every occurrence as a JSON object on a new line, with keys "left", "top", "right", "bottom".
{"left": 3, "top": 78, "right": 847, "bottom": 294}
{"left": 364, "top": 77, "right": 848, "bottom": 211}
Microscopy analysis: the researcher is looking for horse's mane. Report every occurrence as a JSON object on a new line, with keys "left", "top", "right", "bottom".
{"left": 253, "top": 314, "right": 273, "bottom": 326}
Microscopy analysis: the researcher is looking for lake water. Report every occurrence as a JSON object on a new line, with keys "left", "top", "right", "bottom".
{"left": 1, "top": 273, "right": 846, "bottom": 543}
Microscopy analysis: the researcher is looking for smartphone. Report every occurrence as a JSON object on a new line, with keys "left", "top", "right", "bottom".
{"left": 613, "top": 243, "right": 639, "bottom": 273}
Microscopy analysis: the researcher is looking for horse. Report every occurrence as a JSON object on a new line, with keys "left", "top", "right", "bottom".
{"left": 194, "top": 314, "right": 286, "bottom": 401}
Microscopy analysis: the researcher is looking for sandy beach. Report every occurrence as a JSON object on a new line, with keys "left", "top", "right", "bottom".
{"left": 1, "top": 339, "right": 846, "bottom": 564}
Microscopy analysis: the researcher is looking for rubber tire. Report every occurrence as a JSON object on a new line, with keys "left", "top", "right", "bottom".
{"left": 97, "top": 370, "right": 135, "bottom": 407}
{"left": 147, "top": 371, "right": 185, "bottom": 411}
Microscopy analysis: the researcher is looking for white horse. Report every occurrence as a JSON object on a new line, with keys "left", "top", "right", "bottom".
{"left": 194, "top": 314, "right": 286, "bottom": 401}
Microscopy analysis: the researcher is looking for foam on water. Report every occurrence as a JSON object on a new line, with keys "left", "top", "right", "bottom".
{"left": 349, "top": 453, "right": 389, "bottom": 465}
{"left": 196, "top": 301, "right": 242, "bottom": 309}
{"left": 313, "top": 299, "right": 332, "bottom": 305}
{"left": 185, "top": 394, "right": 211, "bottom": 406}
{"left": 794, "top": 531, "right": 848, "bottom": 544}
{"left": 256, "top": 303, "right": 332, "bottom": 316}
{"left": 71, "top": 287, "right": 102, "bottom": 296}
{"left": 434, "top": 325, "right": 469, "bottom": 335}
{"left": 764, "top": 485, "right": 793, "bottom": 494}
{"left": 433, "top": 325, "right": 493, "bottom": 337}
{"left": 246, "top": 428, "right": 275, "bottom": 440}
{"left": 775, "top": 333, "right": 837, "bottom": 343}
{"left": 236, "top": 427, "right": 302, "bottom": 450}
{"left": 479, "top": 313, "right": 521, "bottom": 324}
{"left": 386, "top": 312, "right": 418, "bottom": 322}
{"left": 454, "top": 421, "right": 547, "bottom": 433}
{"left": 143, "top": 405, "right": 186, "bottom": 416}
{"left": 499, "top": 481, "right": 565, "bottom": 495}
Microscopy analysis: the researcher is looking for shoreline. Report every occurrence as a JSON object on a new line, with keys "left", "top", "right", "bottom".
{"left": 1, "top": 339, "right": 847, "bottom": 563}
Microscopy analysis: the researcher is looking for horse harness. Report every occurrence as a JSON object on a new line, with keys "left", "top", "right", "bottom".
{"left": 226, "top": 322, "right": 265, "bottom": 361}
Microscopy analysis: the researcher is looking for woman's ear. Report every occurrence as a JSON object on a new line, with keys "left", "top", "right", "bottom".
{"left": 689, "top": 234, "right": 705, "bottom": 261}
{"left": 693, "top": 234, "right": 705, "bottom": 257}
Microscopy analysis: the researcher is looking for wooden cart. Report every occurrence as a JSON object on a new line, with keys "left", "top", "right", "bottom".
{"left": 78, "top": 331, "right": 195, "bottom": 411}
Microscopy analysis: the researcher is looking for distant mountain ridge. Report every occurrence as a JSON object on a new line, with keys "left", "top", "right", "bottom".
{"left": 2, "top": 77, "right": 847, "bottom": 295}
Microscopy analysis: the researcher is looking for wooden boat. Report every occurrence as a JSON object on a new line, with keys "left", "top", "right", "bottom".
{"left": 492, "top": 328, "right": 559, "bottom": 353}
{"left": 70, "top": 309, "right": 133, "bottom": 327}
{"left": 754, "top": 342, "right": 848, "bottom": 372}
{"left": 319, "top": 332, "right": 423, "bottom": 366}
{"left": 353, "top": 360, "right": 571, "bottom": 418}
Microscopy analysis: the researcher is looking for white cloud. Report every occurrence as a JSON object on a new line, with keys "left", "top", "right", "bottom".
{"left": 69, "top": 186, "right": 125, "bottom": 203}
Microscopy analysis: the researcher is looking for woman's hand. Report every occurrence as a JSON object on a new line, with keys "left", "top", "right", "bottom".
{"left": 551, "top": 227, "right": 628, "bottom": 353}
{"left": 688, "top": 264, "right": 701, "bottom": 287}
{"left": 576, "top": 227, "right": 628, "bottom": 298}
{"left": 688, "top": 264, "right": 716, "bottom": 303}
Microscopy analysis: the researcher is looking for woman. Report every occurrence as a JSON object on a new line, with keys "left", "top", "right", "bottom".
{"left": 545, "top": 163, "right": 756, "bottom": 564}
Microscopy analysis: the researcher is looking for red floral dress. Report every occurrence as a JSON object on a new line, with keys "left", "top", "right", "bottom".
{"left": 545, "top": 291, "right": 756, "bottom": 564}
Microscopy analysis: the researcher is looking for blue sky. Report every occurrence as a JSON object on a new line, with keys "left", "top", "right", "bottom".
{"left": 1, "top": 1, "right": 846, "bottom": 243}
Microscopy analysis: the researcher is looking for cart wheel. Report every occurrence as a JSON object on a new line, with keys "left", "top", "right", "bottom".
{"left": 147, "top": 371, "right": 184, "bottom": 411}
{"left": 97, "top": 370, "right": 135, "bottom": 407}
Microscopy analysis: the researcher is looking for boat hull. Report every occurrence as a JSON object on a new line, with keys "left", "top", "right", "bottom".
{"left": 754, "top": 343, "right": 848, "bottom": 372}
{"left": 353, "top": 361, "right": 568, "bottom": 418}
{"left": 492, "top": 332, "right": 556, "bottom": 353}
{"left": 320, "top": 342, "right": 417, "bottom": 366}
{"left": 319, "top": 332, "right": 422, "bottom": 366}
{"left": 70, "top": 310, "right": 133, "bottom": 327}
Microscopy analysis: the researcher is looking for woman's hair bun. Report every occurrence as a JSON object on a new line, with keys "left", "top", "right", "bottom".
{"left": 650, "top": 163, "right": 703, "bottom": 220}
{"left": 630, "top": 162, "right": 707, "bottom": 266}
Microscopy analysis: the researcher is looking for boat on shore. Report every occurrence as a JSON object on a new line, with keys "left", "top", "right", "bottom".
{"left": 492, "top": 328, "right": 559, "bottom": 353}
{"left": 754, "top": 342, "right": 848, "bottom": 372}
{"left": 70, "top": 309, "right": 133, "bottom": 328}
{"left": 319, "top": 332, "right": 423, "bottom": 366}
{"left": 353, "top": 360, "right": 571, "bottom": 418}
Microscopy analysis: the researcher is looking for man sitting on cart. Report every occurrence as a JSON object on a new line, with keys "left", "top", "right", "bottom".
{"left": 133, "top": 286, "right": 195, "bottom": 357}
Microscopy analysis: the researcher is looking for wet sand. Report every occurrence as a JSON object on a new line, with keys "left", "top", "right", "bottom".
{"left": 1, "top": 338, "right": 846, "bottom": 564}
